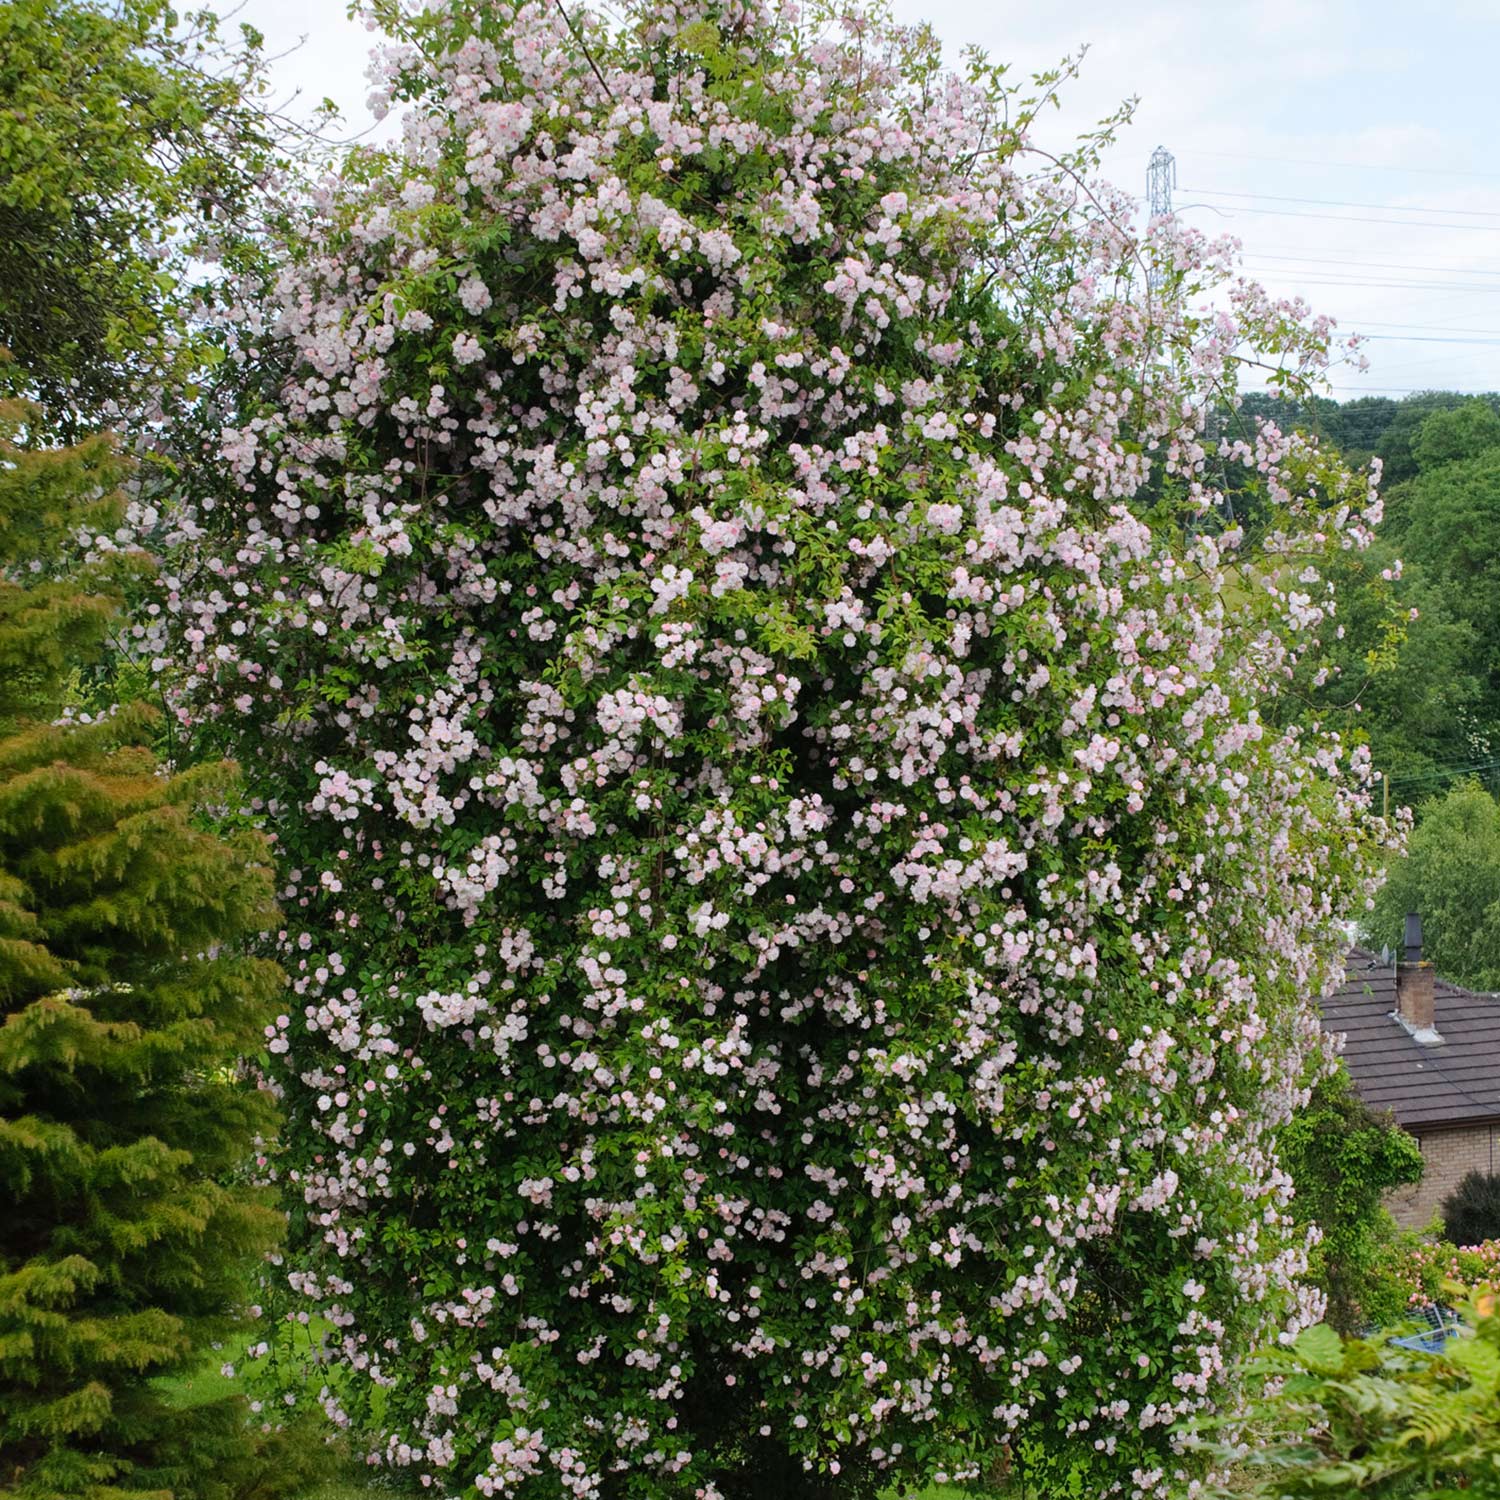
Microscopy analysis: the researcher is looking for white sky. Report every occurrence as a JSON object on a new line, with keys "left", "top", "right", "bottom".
{"left": 237, "top": 0, "right": 1500, "bottom": 399}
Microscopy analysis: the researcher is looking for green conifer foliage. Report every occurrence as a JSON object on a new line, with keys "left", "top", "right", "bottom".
{"left": 0, "top": 400, "right": 287, "bottom": 1499}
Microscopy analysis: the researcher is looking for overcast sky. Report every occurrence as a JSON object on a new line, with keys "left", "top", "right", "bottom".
{"left": 237, "top": 0, "right": 1500, "bottom": 400}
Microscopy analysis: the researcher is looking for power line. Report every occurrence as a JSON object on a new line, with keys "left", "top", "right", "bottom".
{"left": 1250, "top": 273, "right": 1500, "bottom": 294}
{"left": 1245, "top": 253, "right": 1500, "bottom": 279}
{"left": 1358, "top": 335, "right": 1500, "bottom": 346}
{"left": 1250, "top": 237, "right": 1500, "bottom": 263}
{"left": 1179, "top": 202, "right": 1500, "bottom": 233}
{"left": 1190, "top": 149, "right": 1500, "bottom": 182}
{"left": 1321, "top": 390, "right": 1495, "bottom": 397}
{"left": 1386, "top": 757, "right": 1500, "bottom": 790}
{"left": 1376, "top": 355, "right": 1500, "bottom": 379}
{"left": 1329, "top": 319, "right": 1500, "bottom": 335}
{"left": 1168, "top": 170, "right": 1500, "bottom": 388}
{"left": 1382, "top": 745, "right": 1500, "bottom": 777}
{"left": 1184, "top": 187, "right": 1500, "bottom": 221}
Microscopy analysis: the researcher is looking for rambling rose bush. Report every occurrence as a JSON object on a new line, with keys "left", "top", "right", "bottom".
{"left": 139, "top": 1, "right": 1392, "bottom": 1494}
{"left": 1390, "top": 1236, "right": 1500, "bottom": 1308}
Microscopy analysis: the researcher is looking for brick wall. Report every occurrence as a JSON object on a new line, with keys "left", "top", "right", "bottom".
{"left": 1386, "top": 1122, "right": 1500, "bottom": 1230}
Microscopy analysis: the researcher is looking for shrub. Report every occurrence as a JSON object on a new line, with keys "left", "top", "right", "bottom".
{"left": 139, "top": 1, "right": 1389, "bottom": 1494}
{"left": 1279, "top": 1066, "right": 1423, "bottom": 1333}
{"left": 1193, "top": 1290, "right": 1500, "bottom": 1497}
{"left": 1379, "top": 1232, "right": 1500, "bottom": 1314}
{"left": 1443, "top": 1170, "right": 1500, "bottom": 1249}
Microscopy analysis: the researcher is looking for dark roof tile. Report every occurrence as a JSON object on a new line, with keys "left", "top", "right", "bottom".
{"left": 1321, "top": 948, "right": 1500, "bottom": 1130}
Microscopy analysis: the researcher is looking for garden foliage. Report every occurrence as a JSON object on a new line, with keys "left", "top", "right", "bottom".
{"left": 0, "top": 0, "right": 291, "bottom": 437}
{"left": 142, "top": 1, "right": 1391, "bottom": 1494}
{"left": 1389, "top": 1235, "right": 1500, "bottom": 1306}
{"left": 1279, "top": 1066, "right": 1422, "bottom": 1334}
{"left": 0, "top": 5, "right": 327, "bottom": 1494}
{"left": 1197, "top": 1290, "right": 1500, "bottom": 1498}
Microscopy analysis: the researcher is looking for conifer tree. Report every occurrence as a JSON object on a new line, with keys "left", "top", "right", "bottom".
{"left": 0, "top": 399, "right": 292, "bottom": 1499}
{"left": 0, "top": 4, "right": 328, "bottom": 1495}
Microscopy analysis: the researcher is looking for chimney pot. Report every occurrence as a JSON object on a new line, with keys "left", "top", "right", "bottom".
{"left": 1395, "top": 918, "right": 1439, "bottom": 1042}
{"left": 1404, "top": 911, "right": 1424, "bottom": 965}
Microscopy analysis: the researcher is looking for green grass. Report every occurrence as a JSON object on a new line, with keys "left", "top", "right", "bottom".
{"left": 154, "top": 1358, "right": 237, "bottom": 1411}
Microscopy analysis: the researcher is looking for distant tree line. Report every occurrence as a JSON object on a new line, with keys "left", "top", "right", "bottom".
{"left": 1244, "top": 387, "right": 1500, "bottom": 985}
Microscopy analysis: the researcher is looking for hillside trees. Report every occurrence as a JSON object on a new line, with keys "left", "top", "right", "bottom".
{"left": 1277, "top": 532, "right": 1478, "bottom": 787}
{"left": 1378, "top": 393, "right": 1499, "bottom": 491}
{"left": 1396, "top": 417, "right": 1500, "bottom": 747}
{"left": 1271, "top": 397, "right": 1500, "bottom": 793}
{"left": 1230, "top": 389, "right": 1500, "bottom": 489}
{"left": 1368, "top": 780, "right": 1500, "bottom": 988}
{"left": 1308, "top": 395, "right": 1500, "bottom": 987}
{"left": 141, "top": 1, "right": 1391, "bottom": 1495}
{"left": 1318, "top": 398, "right": 1500, "bottom": 989}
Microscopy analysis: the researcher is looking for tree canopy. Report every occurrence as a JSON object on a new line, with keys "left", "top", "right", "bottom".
{"left": 0, "top": 397, "right": 293, "bottom": 1498}
{"left": 0, "top": 0, "right": 289, "bottom": 434}
{"left": 1255, "top": 394, "right": 1500, "bottom": 801}
{"left": 1368, "top": 780, "right": 1500, "bottom": 989}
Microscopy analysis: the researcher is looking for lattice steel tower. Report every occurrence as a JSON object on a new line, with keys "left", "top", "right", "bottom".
{"left": 1146, "top": 146, "right": 1176, "bottom": 292}
{"left": 1146, "top": 145, "right": 1176, "bottom": 219}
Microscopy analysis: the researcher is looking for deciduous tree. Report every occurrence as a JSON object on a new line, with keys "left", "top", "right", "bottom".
{"left": 0, "top": 0, "right": 295, "bottom": 436}
{"left": 1368, "top": 780, "right": 1500, "bottom": 989}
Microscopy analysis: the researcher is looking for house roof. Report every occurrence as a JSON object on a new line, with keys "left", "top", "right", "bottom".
{"left": 1322, "top": 948, "right": 1500, "bottom": 1131}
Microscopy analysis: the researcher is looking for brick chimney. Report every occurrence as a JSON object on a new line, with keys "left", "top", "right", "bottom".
{"left": 1395, "top": 911, "right": 1441, "bottom": 1044}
